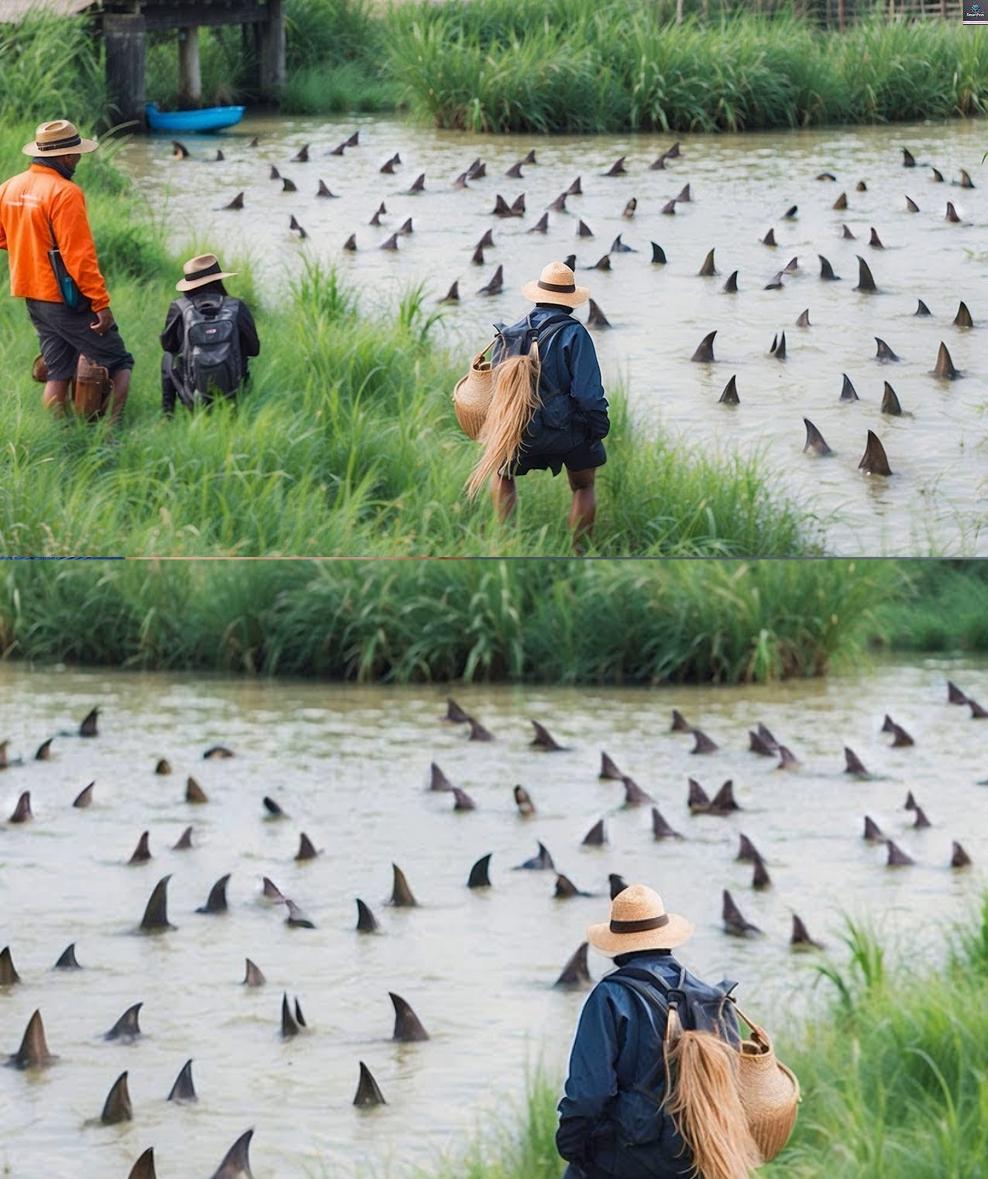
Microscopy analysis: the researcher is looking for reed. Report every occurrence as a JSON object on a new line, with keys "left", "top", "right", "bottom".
{"left": 0, "top": 558, "right": 891, "bottom": 681}
{"left": 875, "top": 562, "right": 988, "bottom": 655}
{"left": 386, "top": 3, "right": 988, "bottom": 133}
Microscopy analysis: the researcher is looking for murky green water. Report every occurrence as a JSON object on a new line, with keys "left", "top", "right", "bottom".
{"left": 113, "top": 114, "right": 988, "bottom": 557}
{"left": 1, "top": 657, "right": 986, "bottom": 1175}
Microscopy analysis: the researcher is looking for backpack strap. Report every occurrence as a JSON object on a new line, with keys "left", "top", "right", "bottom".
{"left": 607, "top": 969, "right": 677, "bottom": 1102}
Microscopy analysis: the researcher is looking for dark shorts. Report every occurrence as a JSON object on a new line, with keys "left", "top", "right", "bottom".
{"left": 26, "top": 298, "right": 134, "bottom": 380}
{"left": 509, "top": 438, "right": 607, "bottom": 479}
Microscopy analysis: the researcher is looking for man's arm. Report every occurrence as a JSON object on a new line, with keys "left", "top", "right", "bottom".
{"left": 556, "top": 984, "right": 621, "bottom": 1164}
{"left": 237, "top": 302, "right": 261, "bottom": 357}
{"left": 565, "top": 327, "right": 610, "bottom": 440}
{"left": 160, "top": 301, "right": 183, "bottom": 354}
{"left": 49, "top": 185, "right": 110, "bottom": 312}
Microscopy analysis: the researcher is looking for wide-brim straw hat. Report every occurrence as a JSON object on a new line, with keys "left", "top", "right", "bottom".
{"left": 23, "top": 119, "right": 98, "bottom": 158}
{"left": 587, "top": 883, "right": 694, "bottom": 956}
{"left": 176, "top": 253, "right": 238, "bottom": 292}
{"left": 521, "top": 260, "right": 589, "bottom": 309}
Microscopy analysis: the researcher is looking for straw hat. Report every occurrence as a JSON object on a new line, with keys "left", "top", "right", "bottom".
{"left": 521, "top": 261, "right": 589, "bottom": 309}
{"left": 22, "top": 119, "right": 98, "bottom": 158}
{"left": 587, "top": 883, "right": 694, "bottom": 956}
{"left": 176, "top": 253, "right": 238, "bottom": 292}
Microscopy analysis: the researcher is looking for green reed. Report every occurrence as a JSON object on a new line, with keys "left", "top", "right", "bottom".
{"left": 0, "top": 557, "right": 892, "bottom": 681}
{"left": 385, "top": 3, "right": 988, "bottom": 133}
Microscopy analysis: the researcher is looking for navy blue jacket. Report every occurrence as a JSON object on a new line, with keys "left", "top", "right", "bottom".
{"left": 506, "top": 305, "right": 609, "bottom": 455}
{"left": 557, "top": 951, "right": 732, "bottom": 1179}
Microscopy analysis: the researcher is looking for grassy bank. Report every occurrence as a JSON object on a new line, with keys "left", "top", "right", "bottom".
{"left": 5, "top": 2, "right": 986, "bottom": 131}
{"left": 411, "top": 897, "right": 988, "bottom": 1179}
{"left": 0, "top": 559, "right": 888, "bottom": 683}
{"left": 0, "top": 113, "right": 815, "bottom": 559}
{"left": 386, "top": 1, "right": 988, "bottom": 134}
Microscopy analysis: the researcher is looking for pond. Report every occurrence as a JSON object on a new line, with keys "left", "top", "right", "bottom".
{"left": 113, "top": 114, "right": 988, "bottom": 558}
{"left": 1, "top": 656, "right": 985, "bottom": 1175}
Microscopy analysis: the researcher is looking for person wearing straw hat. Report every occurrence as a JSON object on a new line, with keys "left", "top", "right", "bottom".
{"left": 0, "top": 120, "right": 134, "bottom": 421}
{"left": 465, "top": 260, "right": 609, "bottom": 547}
{"left": 557, "top": 884, "right": 740, "bottom": 1179}
{"left": 159, "top": 253, "right": 260, "bottom": 415}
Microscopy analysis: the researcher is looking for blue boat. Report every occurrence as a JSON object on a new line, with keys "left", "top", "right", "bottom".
{"left": 145, "top": 103, "right": 246, "bottom": 134}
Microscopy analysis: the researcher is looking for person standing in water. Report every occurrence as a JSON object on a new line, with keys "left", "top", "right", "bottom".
{"left": 466, "top": 261, "right": 609, "bottom": 547}
{"left": 0, "top": 119, "right": 133, "bottom": 421}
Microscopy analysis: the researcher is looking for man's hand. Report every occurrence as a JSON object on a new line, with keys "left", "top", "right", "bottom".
{"left": 90, "top": 307, "right": 115, "bottom": 336}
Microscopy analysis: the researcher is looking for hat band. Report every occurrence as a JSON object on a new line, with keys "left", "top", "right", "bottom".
{"left": 37, "top": 134, "right": 82, "bottom": 152}
{"left": 538, "top": 279, "right": 576, "bottom": 293}
{"left": 184, "top": 262, "right": 223, "bottom": 283}
{"left": 610, "top": 914, "right": 670, "bottom": 934}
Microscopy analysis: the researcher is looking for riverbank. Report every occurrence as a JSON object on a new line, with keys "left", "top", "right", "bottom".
{"left": 0, "top": 117, "right": 816, "bottom": 560}
{"left": 416, "top": 897, "right": 988, "bottom": 1179}
{"left": 4, "top": 2, "right": 985, "bottom": 132}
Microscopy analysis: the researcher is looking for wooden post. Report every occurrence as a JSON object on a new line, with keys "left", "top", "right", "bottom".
{"left": 178, "top": 26, "right": 202, "bottom": 108}
{"left": 259, "top": 0, "right": 285, "bottom": 100}
{"left": 104, "top": 13, "right": 147, "bottom": 127}
{"left": 838, "top": 0, "right": 846, "bottom": 29}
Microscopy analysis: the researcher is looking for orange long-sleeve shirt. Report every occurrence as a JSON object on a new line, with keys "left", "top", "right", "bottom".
{"left": 0, "top": 163, "right": 110, "bottom": 313}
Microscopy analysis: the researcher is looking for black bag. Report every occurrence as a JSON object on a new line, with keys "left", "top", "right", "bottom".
{"left": 605, "top": 967, "right": 740, "bottom": 1151}
{"left": 177, "top": 295, "right": 243, "bottom": 406}
{"left": 492, "top": 312, "right": 577, "bottom": 457}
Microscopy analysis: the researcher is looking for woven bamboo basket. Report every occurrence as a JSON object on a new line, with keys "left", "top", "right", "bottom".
{"left": 735, "top": 1011, "right": 800, "bottom": 1161}
{"left": 452, "top": 340, "right": 496, "bottom": 439}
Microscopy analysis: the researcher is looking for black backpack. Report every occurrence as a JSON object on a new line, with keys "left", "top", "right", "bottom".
{"left": 491, "top": 310, "right": 572, "bottom": 365}
{"left": 177, "top": 295, "right": 243, "bottom": 406}
{"left": 603, "top": 966, "right": 741, "bottom": 1151}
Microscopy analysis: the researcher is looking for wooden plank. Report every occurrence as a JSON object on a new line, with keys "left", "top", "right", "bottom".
{"left": 141, "top": 3, "right": 269, "bottom": 30}
{"left": 0, "top": 0, "right": 92, "bottom": 21}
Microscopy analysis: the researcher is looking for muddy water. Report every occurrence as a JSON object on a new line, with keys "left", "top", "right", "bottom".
{"left": 113, "top": 116, "right": 987, "bottom": 557}
{"left": 1, "top": 658, "right": 986, "bottom": 1176}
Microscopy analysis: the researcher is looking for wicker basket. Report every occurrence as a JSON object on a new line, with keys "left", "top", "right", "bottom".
{"left": 453, "top": 340, "right": 496, "bottom": 439}
{"left": 735, "top": 1011, "right": 800, "bottom": 1161}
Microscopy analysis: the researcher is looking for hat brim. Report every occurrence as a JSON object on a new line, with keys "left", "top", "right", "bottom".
{"left": 23, "top": 137, "right": 99, "bottom": 158}
{"left": 521, "top": 279, "right": 589, "bottom": 309}
{"left": 587, "top": 913, "right": 694, "bottom": 957}
{"left": 176, "top": 271, "right": 238, "bottom": 292}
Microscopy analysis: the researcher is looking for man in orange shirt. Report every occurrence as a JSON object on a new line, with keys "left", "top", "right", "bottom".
{"left": 0, "top": 119, "right": 133, "bottom": 420}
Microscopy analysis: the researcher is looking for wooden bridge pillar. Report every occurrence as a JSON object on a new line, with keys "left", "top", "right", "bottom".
{"left": 259, "top": 0, "right": 285, "bottom": 99}
{"left": 104, "top": 13, "right": 147, "bottom": 127}
{"left": 177, "top": 25, "right": 202, "bottom": 107}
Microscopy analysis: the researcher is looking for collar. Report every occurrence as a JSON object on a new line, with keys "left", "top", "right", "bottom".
{"left": 32, "top": 158, "right": 76, "bottom": 183}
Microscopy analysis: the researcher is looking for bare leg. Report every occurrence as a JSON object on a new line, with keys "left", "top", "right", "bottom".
{"left": 107, "top": 368, "right": 132, "bottom": 424}
{"left": 42, "top": 379, "right": 71, "bottom": 417}
{"left": 567, "top": 467, "right": 597, "bottom": 548}
{"left": 491, "top": 474, "right": 517, "bottom": 522}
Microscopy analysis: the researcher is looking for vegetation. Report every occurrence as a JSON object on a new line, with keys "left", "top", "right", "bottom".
{"left": 398, "top": 898, "right": 988, "bottom": 1179}
{"left": 6, "top": 1, "right": 984, "bottom": 131}
{"left": 387, "top": 2, "right": 988, "bottom": 133}
{"left": 0, "top": 559, "right": 886, "bottom": 682}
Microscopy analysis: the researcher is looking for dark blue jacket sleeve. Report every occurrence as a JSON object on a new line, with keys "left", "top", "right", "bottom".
{"left": 564, "top": 325, "right": 609, "bottom": 441}
{"left": 557, "top": 984, "right": 621, "bottom": 1162}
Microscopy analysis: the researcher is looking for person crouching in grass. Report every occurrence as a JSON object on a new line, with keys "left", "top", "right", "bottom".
{"left": 159, "top": 254, "right": 260, "bottom": 415}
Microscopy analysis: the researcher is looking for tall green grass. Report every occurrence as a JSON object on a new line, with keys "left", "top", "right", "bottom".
{"left": 0, "top": 558, "right": 889, "bottom": 682}
{"left": 0, "top": 125, "right": 815, "bottom": 559}
{"left": 386, "top": 2, "right": 988, "bottom": 133}
{"left": 876, "top": 562, "right": 988, "bottom": 655}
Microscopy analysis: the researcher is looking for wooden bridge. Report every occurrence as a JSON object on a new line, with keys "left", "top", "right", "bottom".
{"left": 0, "top": 0, "right": 285, "bottom": 126}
